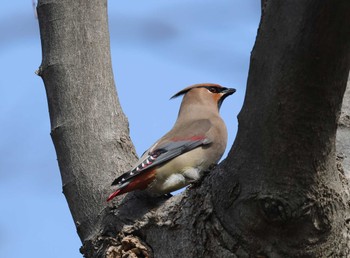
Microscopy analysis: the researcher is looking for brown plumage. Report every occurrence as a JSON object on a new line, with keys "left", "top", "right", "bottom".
{"left": 107, "top": 83, "right": 235, "bottom": 201}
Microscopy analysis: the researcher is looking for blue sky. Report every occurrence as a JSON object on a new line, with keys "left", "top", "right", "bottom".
{"left": 0, "top": 1, "right": 260, "bottom": 257}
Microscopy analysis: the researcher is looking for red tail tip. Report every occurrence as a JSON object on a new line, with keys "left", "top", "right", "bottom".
{"left": 107, "top": 190, "right": 121, "bottom": 202}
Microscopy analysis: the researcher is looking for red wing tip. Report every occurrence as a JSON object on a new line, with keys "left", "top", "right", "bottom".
{"left": 107, "top": 190, "right": 121, "bottom": 202}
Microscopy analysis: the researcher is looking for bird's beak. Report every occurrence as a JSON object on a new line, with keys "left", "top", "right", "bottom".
{"left": 222, "top": 88, "right": 236, "bottom": 97}
{"left": 217, "top": 87, "right": 236, "bottom": 110}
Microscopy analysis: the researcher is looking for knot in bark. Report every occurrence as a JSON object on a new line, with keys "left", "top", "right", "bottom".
{"left": 108, "top": 235, "right": 152, "bottom": 258}
{"left": 258, "top": 196, "right": 291, "bottom": 224}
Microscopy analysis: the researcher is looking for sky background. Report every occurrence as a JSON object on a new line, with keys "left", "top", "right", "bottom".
{"left": 0, "top": 1, "right": 260, "bottom": 257}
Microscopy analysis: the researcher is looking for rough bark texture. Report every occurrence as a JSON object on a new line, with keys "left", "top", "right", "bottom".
{"left": 37, "top": 0, "right": 350, "bottom": 257}
{"left": 337, "top": 76, "right": 350, "bottom": 179}
{"left": 37, "top": 0, "right": 137, "bottom": 242}
{"left": 212, "top": 1, "right": 350, "bottom": 256}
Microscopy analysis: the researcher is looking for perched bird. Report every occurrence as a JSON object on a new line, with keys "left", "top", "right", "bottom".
{"left": 107, "top": 83, "right": 235, "bottom": 201}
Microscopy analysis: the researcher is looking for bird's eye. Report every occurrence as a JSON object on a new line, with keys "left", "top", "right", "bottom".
{"left": 208, "top": 87, "right": 219, "bottom": 93}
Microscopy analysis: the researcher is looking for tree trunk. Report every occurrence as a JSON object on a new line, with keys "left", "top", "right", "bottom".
{"left": 37, "top": 0, "right": 350, "bottom": 257}
{"left": 212, "top": 0, "right": 350, "bottom": 256}
{"left": 337, "top": 76, "right": 350, "bottom": 180}
{"left": 37, "top": 0, "right": 137, "bottom": 242}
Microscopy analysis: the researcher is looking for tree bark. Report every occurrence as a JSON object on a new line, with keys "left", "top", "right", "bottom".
{"left": 337, "top": 76, "right": 350, "bottom": 179}
{"left": 212, "top": 1, "right": 350, "bottom": 256}
{"left": 37, "top": 0, "right": 137, "bottom": 242}
{"left": 37, "top": 0, "right": 350, "bottom": 257}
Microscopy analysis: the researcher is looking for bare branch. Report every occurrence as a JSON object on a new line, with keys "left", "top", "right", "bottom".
{"left": 37, "top": 0, "right": 137, "bottom": 243}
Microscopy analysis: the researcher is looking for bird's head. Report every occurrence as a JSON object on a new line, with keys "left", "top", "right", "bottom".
{"left": 171, "top": 83, "right": 236, "bottom": 110}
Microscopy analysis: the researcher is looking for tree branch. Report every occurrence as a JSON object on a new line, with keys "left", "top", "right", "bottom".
{"left": 37, "top": 0, "right": 350, "bottom": 257}
{"left": 37, "top": 0, "right": 137, "bottom": 242}
{"left": 337, "top": 75, "right": 350, "bottom": 178}
{"left": 212, "top": 0, "right": 350, "bottom": 256}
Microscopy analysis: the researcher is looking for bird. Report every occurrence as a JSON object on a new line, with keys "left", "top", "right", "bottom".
{"left": 107, "top": 83, "right": 235, "bottom": 201}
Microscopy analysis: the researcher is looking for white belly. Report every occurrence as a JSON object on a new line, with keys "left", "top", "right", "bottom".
{"left": 150, "top": 167, "right": 201, "bottom": 194}
{"left": 146, "top": 147, "right": 211, "bottom": 194}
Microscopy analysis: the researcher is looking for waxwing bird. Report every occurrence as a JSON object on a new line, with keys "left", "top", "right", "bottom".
{"left": 107, "top": 83, "right": 235, "bottom": 201}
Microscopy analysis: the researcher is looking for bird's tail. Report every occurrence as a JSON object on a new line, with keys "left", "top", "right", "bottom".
{"left": 107, "top": 189, "right": 122, "bottom": 201}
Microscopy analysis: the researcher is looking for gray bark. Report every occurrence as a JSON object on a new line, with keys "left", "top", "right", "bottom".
{"left": 37, "top": 0, "right": 350, "bottom": 257}
{"left": 337, "top": 76, "right": 350, "bottom": 179}
{"left": 37, "top": 0, "right": 137, "bottom": 242}
{"left": 212, "top": 1, "right": 350, "bottom": 256}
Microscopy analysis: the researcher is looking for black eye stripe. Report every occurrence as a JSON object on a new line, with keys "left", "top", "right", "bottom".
{"left": 199, "top": 86, "right": 225, "bottom": 93}
{"left": 208, "top": 87, "right": 218, "bottom": 93}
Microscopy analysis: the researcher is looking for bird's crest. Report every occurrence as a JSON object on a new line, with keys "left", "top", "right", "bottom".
{"left": 170, "top": 83, "right": 224, "bottom": 99}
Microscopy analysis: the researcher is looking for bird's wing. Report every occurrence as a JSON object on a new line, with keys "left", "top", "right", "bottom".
{"left": 111, "top": 119, "right": 212, "bottom": 186}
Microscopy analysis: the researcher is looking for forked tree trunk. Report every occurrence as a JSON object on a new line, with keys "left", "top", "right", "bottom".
{"left": 37, "top": 0, "right": 350, "bottom": 257}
